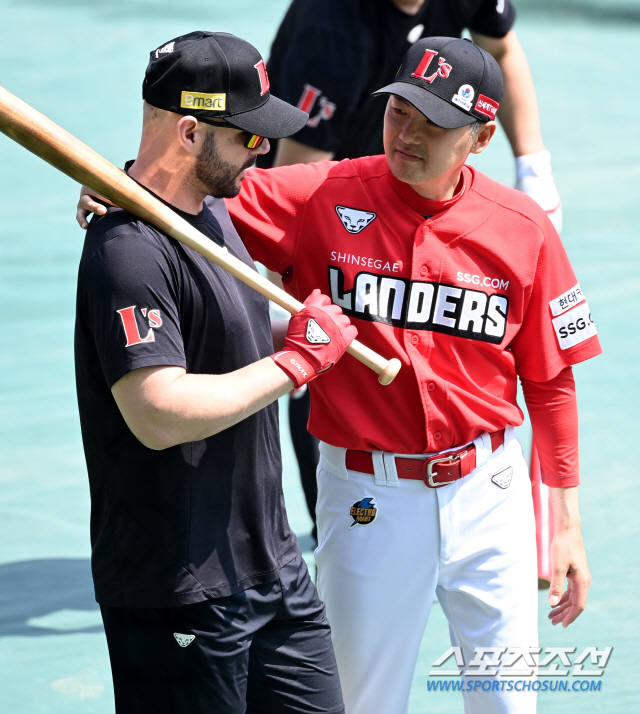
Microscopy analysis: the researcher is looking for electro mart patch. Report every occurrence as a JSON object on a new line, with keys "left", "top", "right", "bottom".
{"left": 349, "top": 497, "right": 378, "bottom": 528}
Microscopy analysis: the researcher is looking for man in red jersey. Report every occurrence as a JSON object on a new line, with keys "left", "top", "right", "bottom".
{"left": 262, "top": 0, "right": 562, "bottom": 553}
{"left": 78, "top": 36, "right": 600, "bottom": 714}
{"left": 226, "top": 38, "right": 600, "bottom": 714}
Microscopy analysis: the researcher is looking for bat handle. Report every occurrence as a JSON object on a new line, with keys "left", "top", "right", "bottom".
{"left": 268, "top": 292, "right": 401, "bottom": 385}
{"left": 346, "top": 340, "right": 401, "bottom": 386}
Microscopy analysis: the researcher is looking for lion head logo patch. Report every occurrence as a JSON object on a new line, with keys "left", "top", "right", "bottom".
{"left": 173, "top": 633, "right": 195, "bottom": 647}
{"left": 336, "top": 206, "right": 377, "bottom": 234}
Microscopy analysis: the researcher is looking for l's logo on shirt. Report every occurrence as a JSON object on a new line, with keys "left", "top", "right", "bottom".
{"left": 117, "top": 306, "right": 163, "bottom": 347}
{"left": 297, "top": 84, "right": 336, "bottom": 128}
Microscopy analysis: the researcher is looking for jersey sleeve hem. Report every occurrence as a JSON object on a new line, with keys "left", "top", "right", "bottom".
{"left": 516, "top": 331, "right": 602, "bottom": 383}
{"left": 106, "top": 354, "right": 187, "bottom": 389}
{"left": 542, "top": 473, "right": 580, "bottom": 488}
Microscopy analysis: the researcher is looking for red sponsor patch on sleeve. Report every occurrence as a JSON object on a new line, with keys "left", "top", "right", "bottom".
{"left": 474, "top": 94, "right": 499, "bottom": 119}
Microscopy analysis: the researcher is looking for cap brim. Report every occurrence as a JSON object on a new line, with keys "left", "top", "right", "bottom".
{"left": 373, "top": 81, "right": 477, "bottom": 130}
{"left": 222, "top": 95, "right": 308, "bottom": 139}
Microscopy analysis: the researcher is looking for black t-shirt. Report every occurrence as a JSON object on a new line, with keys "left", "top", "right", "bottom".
{"left": 75, "top": 192, "right": 297, "bottom": 608}
{"left": 259, "top": 0, "right": 515, "bottom": 164}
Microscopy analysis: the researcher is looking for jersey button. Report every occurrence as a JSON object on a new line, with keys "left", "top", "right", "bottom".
{"left": 422, "top": 225, "right": 429, "bottom": 234}
{"left": 410, "top": 334, "right": 419, "bottom": 345}
{"left": 419, "top": 265, "right": 428, "bottom": 277}
{"left": 433, "top": 432, "right": 442, "bottom": 441}
{"left": 427, "top": 382, "right": 435, "bottom": 392}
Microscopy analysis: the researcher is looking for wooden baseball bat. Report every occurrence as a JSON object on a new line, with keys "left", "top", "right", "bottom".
{"left": 0, "top": 85, "right": 401, "bottom": 385}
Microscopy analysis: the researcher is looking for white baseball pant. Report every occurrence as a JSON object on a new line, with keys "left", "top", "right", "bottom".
{"left": 315, "top": 427, "right": 538, "bottom": 714}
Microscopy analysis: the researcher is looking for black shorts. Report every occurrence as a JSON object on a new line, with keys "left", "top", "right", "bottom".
{"left": 100, "top": 553, "right": 344, "bottom": 714}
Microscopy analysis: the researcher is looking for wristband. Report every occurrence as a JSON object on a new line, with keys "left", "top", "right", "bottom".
{"left": 270, "top": 350, "right": 315, "bottom": 388}
{"left": 515, "top": 150, "right": 562, "bottom": 233}
{"left": 515, "top": 149, "right": 553, "bottom": 181}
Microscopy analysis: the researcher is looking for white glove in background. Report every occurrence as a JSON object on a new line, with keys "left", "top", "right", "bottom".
{"left": 515, "top": 150, "right": 563, "bottom": 233}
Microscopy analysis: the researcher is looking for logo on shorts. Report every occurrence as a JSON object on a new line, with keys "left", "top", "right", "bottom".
{"left": 349, "top": 497, "right": 377, "bottom": 528}
{"left": 173, "top": 633, "right": 195, "bottom": 647}
{"left": 306, "top": 318, "right": 331, "bottom": 344}
{"left": 452, "top": 84, "right": 475, "bottom": 112}
{"left": 491, "top": 467, "right": 513, "bottom": 489}
{"left": 335, "top": 206, "right": 377, "bottom": 234}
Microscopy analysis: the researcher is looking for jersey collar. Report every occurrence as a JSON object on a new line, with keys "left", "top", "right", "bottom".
{"left": 385, "top": 164, "right": 498, "bottom": 243}
{"left": 386, "top": 164, "right": 468, "bottom": 218}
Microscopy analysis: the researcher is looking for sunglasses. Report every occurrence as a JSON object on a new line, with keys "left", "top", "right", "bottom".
{"left": 208, "top": 120, "right": 265, "bottom": 150}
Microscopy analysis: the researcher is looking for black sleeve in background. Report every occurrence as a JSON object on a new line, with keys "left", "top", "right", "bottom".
{"left": 266, "top": 4, "right": 371, "bottom": 154}
{"left": 79, "top": 223, "right": 187, "bottom": 388}
{"left": 467, "top": 0, "right": 516, "bottom": 38}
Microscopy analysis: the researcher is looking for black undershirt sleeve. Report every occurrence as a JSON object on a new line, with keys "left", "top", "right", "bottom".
{"left": 467, "top": 0, "right": 516, "bottom": 38}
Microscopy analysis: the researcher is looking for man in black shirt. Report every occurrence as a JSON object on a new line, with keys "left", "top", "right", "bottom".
{"left": 75, "top": 31, "right": 355, "bottom": 714}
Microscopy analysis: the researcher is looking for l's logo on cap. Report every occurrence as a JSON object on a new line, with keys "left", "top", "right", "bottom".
{"left": 254, "top": 60, "right": 270, "bottom": 96}
{"left": 411, "top": 48, "right": 452, "bottom": 84}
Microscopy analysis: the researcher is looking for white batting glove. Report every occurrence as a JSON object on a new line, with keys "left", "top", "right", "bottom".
{"left": 515, "top": 150, "right": 563, "bottom": 233}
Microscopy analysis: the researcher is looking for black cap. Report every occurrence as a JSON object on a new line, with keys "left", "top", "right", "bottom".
{"left": 373, "top": 37, "right": 504, "bottom": 129}
{"left": 142, "top": 31, "right": 308, "bottom": 138}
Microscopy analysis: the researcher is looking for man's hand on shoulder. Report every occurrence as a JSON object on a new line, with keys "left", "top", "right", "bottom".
{"left": 76, "top": 185, "right": 110, "bottom": 229}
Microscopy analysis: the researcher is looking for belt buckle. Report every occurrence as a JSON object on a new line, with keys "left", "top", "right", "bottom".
{"left": 424, "top": 451, "right": 467, "bottom": 488}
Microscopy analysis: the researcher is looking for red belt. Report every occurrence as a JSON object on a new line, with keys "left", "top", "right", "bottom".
{"left": 345, "top": 430, "right": 505, "bottom": 488}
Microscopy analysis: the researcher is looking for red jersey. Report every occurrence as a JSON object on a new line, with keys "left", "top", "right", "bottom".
{"left": 227, "top": 156, "right": 601, "bottom": 455}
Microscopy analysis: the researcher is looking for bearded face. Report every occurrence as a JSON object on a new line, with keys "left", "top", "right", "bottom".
{"left": 192, "top": 130, "right": 256, "bottom": 199}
